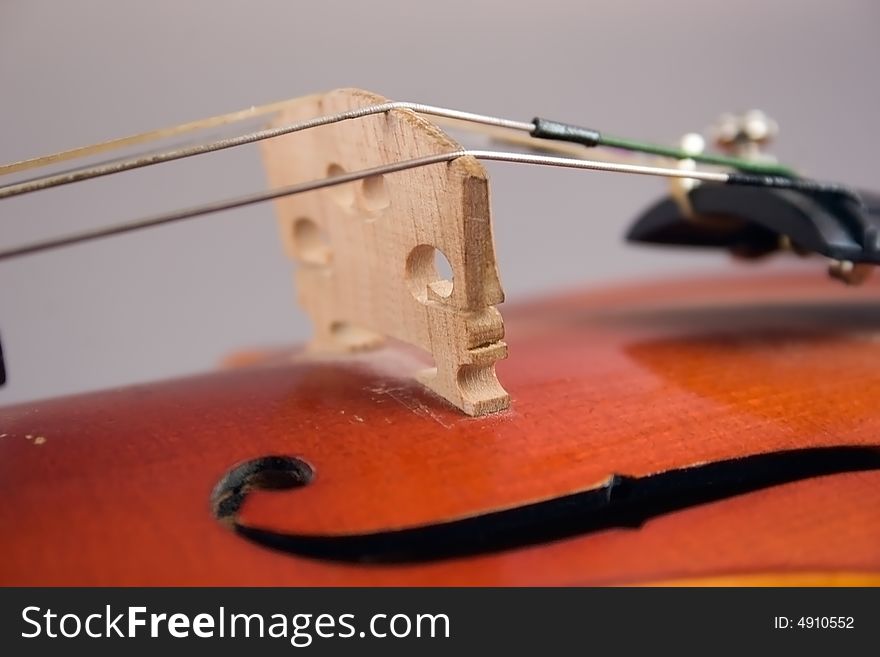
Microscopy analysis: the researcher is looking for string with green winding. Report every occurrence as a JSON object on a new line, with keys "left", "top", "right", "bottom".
{"left": 599, "top": 133, "right": 796, "bottom": 177}
{"left": 530, "top": 118, "right": 797, "bottom": 177}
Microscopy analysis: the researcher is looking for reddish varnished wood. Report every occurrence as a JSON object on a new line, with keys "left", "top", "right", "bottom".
{"left": 2, "top": 270, "right": 879, "bottom": 585}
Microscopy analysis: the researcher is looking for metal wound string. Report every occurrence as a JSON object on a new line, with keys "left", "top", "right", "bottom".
{"left": 0, "top": 103, "right": 534, "bottom": 200}
{"left": 0, "top": 100, "right": 796, "bottom": 201}
{"left": 0, "top": 148, "right": 849, "bottom": 263}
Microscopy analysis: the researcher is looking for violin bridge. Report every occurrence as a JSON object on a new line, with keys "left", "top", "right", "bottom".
{"left": 259, "top": 88, "right": 509, "bottom": 416}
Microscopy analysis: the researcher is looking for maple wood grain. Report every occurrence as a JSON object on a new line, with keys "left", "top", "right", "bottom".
{"left": 1, "top": 270, "right": 879, "bottom": 585}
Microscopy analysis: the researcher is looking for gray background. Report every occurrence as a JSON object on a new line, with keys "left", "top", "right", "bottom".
{"left": 1, "top": 0, "right": 878, "bottom": 405}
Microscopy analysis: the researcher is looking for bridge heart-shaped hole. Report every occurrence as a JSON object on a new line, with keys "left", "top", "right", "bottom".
{"left": 406, "top": 244, "right": 454, "bottom": 303}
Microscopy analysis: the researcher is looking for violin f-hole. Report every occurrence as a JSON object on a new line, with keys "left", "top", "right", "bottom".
{"left": 210, "top": 455, "right": 314, "bottom": 527}
{"left": 211, "top": 446, "right": 880, "bottom": 565}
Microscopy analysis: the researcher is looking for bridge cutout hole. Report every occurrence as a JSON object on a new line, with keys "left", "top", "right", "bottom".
{"left": 330, "top": 321, "right": 384, "bottom": 350}
{"left": 326, "top": 163, "right": 356, "bottom": 210}
{"left": 292, "top": 217, "right": 332, "bottom": 265}
{"left": 406, "top": 245, "right": 454, "bottom": 303}
{"left": 360, "top": 174, "right": 390, "bottom": 213}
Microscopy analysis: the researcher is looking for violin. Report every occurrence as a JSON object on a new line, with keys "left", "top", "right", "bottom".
{"left": 1, "top": 88, "right": 878, "bottom": 586}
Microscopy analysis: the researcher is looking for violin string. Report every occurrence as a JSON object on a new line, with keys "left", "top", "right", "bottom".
{"left": 0, "top": 97, "right": 309, "bottom": 177}
{"left": 0, "top": 148, "right": 851, "bottom": 263}
{"left": 0, "top": 96, "right": 646, "bottom": 185}
{"left": 0, "top": 99, "right": 796, "bottom": 202}
{"left": 0, "top": 103, "right": 534, "bottom": 201}
{"left": 6, "top": 127, "right": 260, "bottom": 189}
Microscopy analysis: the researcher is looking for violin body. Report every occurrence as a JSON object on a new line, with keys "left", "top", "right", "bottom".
{"left": 2, "top": 269, "right": 879, "bottom": 586}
